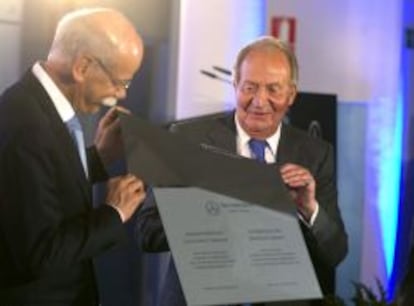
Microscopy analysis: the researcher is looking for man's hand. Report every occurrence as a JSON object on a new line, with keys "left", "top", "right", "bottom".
{"left": 280, "top": 163, "right": 317, "bottom": 220}
{"left": 106, "top": 174, "right": 146, "bottom": 222}
{"left": 94, "top": 106, "right": 131, "bottom": 166}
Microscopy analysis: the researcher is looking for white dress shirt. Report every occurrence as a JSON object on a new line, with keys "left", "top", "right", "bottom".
{"left": 32, "top": 62, "right": 75, "bottom": 121}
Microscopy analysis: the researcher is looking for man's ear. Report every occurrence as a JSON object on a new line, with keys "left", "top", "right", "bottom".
{"left": 288, "top": 84, "right": 297, "bottom": 106}
{"left": 72, "top": 55, "right": 91, "bottom": 83}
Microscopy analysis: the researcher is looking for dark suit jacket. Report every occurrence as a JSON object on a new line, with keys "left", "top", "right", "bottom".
{"left": 136, "top": 112, "right": 348, "bottom": 306}
{"left": 0, "top": 71, "right": 127, "bottom": 305}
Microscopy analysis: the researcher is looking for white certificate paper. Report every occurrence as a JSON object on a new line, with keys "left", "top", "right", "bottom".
{"left": 153, "top": 187, "right": 322, "bottom": 306}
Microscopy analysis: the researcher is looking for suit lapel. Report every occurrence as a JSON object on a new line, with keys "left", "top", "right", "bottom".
{"left": 23, "top": 72, "right": 91, "bottom": 201}
{"left": 204, "top": 113, "right": 237, "bottom": 153}
{"left": 276, "top": 124, "right": 301, "bottom": 165}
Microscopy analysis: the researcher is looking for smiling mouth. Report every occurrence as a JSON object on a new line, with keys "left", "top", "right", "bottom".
{"left": 250, "top": 112, "right": 270, "bottom": 117}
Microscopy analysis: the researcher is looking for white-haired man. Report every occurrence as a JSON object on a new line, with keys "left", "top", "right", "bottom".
{"left": 0, "top": 8, "right": 146, "bottom": 305}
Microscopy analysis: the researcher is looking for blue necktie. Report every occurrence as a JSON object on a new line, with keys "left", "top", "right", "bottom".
{"left": 242, "top": 140, "right": 267, "bottom": 306}
{"left": 66, "top": 115, "right": 89, "bottom": 178}
{"left": 248, "top": 138, "right": 267, "bottom": 163}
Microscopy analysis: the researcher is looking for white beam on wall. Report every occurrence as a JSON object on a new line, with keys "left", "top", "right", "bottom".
{"left": 170, "top": 0, "right": 266, "bottom": 120}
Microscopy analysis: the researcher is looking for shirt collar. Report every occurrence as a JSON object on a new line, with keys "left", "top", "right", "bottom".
{"left": 234, "top": 114, "right": 281, "bottom": 157}
{"left": 32, "top": 62, "right": 75, "bottom": 122}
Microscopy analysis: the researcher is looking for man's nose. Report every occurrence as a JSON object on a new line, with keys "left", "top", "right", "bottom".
{"left": 252, "top": 86, "right": 268, "bottom": 106}
{"left": 115, "top": 87, "right": 127, "bottom": 100}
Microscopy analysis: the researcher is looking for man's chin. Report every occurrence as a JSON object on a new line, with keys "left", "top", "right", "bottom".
{"left": 246, "top": 119, "right": 271, "bottom": 130}
{"left": 245, "top": 122, "right": 278, "bottom": 138}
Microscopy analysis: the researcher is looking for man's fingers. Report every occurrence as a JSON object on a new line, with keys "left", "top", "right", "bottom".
{"left": 119, "top": 174, "right": 141, "bottom": 185}
{"left": 128, "top": 179, "right": 144, "bottom": 193}
{"left": 279, "top": 163, "right": 314, "bottom": 188}
{"left": 114, "top": 105, "right": 131, "bottom": 115}
{"left": 279, "top": 163, "right": 297, "bottom": 173}
{"left": 100, "top": 106, "right": 130, "bottom": 127}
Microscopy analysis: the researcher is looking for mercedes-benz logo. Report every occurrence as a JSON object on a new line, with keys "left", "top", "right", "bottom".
{"left": 308, "top": 120, "right": 323, "bottom": 139}
{"left": 205, "top": 200, "right": 221, "bottom": 216}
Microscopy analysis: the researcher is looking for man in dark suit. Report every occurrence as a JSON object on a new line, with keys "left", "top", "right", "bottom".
{"left": 136, "top": 36, "right": 348, "bottom": 306}
{"left": 0, "top": 8, "right": 147, "bottom": 305}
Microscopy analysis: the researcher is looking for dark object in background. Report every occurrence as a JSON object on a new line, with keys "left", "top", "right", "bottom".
{"left": 288, "top": 92, "right": 337, "bottom": 161}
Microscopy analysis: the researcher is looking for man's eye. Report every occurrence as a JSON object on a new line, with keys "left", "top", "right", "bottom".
{"left": 242, "top": 84, "right": 256, "bottom": 93}
{"left": 267, "top": 85, "right": 281, "bottom": 94}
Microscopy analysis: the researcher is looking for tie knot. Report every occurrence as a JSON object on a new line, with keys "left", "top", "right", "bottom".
{"left": 248, "top": 138, "right": 267, "bottom": 162}
{"left": 66, "top": 115, "right": 81, "bottom": 131}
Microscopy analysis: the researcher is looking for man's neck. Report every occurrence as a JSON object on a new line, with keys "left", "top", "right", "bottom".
{"left": 42, "top": 61, "right": 75, "bottom": 106}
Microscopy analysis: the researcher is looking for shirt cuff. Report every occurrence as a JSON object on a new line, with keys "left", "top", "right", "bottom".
{"left": 297, "top": 202, "right": 319, "bottom": 228}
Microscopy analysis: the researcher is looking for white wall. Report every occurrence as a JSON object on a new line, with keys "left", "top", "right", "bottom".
{"left": 0, "top": 1, "right": 22, "bottom": 92}
{"left": 266, "top": 1, "right": 402, "bottom": 104}
{"left": 170, "top": 0, "right": 266, "bottom": 120}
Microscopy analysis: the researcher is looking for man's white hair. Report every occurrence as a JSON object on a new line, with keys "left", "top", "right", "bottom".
{"left": 48, "top": 7, "right": 120, "bottom": 67}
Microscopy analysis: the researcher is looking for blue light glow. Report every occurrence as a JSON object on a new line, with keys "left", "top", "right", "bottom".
{"left": 362, "top": 1, "right": 405, "bottom": 293}
{"left": 379, "top": 91, "right": 403, "bottom": 280}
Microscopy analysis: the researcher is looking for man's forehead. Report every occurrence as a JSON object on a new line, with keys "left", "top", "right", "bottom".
{"left": 240, "top": 52, "right": 291, "bottom": 78}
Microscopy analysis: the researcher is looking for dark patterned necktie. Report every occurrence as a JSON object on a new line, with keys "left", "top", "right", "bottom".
{"left": 248, "top": 138, "right": 268, "bottom": 163}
